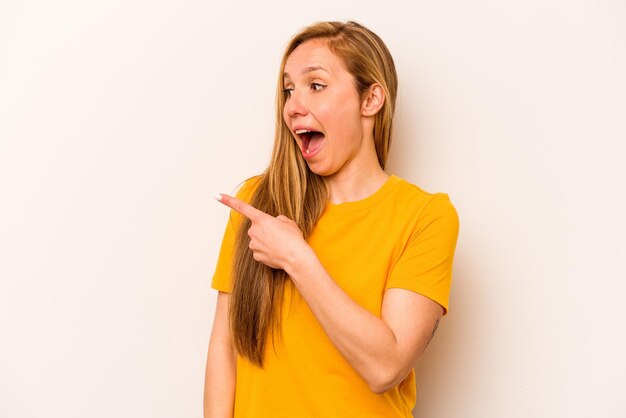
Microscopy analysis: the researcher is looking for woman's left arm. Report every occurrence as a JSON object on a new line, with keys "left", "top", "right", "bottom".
{"left": 287, "top": 248, "right": 443, "bottom": 394}
{"left": 215, "top": 193, "right": 444, "bottom": 394}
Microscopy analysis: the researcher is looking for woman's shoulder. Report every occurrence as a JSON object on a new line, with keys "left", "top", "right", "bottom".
{"left": 233, "top": 174, "right": 264, "bottom": 202}
{"left": 390, "top": 175, "right": 458, "bottom": 219}
{"left": 392, "top": 175, "right": 453, "bottom": 202}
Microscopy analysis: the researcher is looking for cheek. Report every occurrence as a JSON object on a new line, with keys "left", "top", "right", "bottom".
{"left": 319, "top": 93, "right": 358, "bottom": 128}
{"left": 326, "top": 98, "right": 361, "bottom": 136}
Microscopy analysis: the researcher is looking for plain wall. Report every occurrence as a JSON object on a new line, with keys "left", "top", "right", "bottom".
{"left": 1, "top": 1, "right": 624, "bottom": 417}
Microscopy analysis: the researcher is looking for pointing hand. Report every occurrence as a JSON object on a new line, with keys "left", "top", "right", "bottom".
{"left": 215, "top": 193, "right": 309, "bottom": 272}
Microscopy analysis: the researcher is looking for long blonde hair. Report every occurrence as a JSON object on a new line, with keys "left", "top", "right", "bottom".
{"left": 229, "top": 20, "right": 398, "bottom": 367}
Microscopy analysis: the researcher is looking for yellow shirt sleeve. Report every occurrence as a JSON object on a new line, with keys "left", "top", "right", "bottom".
{"left": 384, "top": 193, "right": 460, "bottom": 314}
{"left": 211, "top": 176, "right": 261, "bottom": 293}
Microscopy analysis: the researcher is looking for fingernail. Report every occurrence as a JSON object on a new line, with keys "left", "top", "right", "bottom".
{"left": 213, "top": 193, "right": 222, "bottom": 202}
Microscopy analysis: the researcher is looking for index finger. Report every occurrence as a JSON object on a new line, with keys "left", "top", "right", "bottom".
{"left": 215, "top": 193, "right": 267, "bottom": 221}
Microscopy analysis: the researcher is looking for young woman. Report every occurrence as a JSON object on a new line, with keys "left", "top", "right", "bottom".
{"left": 204, "top": 21, "right": 460, "bottom": 418}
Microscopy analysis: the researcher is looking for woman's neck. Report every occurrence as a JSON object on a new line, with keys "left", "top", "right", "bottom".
{"left": 325, "top": 165, "right": 389, "bottom": 204}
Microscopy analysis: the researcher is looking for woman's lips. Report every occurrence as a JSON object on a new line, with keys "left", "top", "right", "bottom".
{"left": 294, "top": 129, "right": 325, "bottom": 159}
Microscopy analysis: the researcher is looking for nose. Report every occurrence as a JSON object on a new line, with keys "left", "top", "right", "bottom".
{"left": 284, "top": 90, "right": 308, "bottom": 119}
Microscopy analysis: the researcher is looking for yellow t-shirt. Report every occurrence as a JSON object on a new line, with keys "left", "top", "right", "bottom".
{"left": 211, "top": 174, "right": 460, "bottom": 418}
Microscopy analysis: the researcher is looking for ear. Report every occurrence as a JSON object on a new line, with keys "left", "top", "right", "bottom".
{"left": 360, "top": 83, "right": 385, "bottom": 117}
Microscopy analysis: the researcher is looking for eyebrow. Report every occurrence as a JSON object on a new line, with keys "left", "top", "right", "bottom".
{"left": 283, "top": 66, "right": 330, "bottom": 79}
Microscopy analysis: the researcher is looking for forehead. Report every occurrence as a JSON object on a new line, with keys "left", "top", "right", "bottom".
{"left": 283, "top": 39, "right": 346, "bottom": 78}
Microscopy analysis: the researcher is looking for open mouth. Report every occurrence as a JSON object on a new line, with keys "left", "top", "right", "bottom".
{"left": 295, "top": 129, "right": 325, "bottom": 154}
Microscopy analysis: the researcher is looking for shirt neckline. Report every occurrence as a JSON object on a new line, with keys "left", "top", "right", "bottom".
{"left": 322, "top": 174, "right": 401, "bottom": 215}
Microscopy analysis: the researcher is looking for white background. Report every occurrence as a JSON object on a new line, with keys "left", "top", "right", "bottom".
{"left": 1, "top": 1, "right": 625, "bottom": 417}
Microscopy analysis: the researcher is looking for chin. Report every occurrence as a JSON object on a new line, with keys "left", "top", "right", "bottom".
{"left": 307, "top": 163, "right": 335, "bottom": 177}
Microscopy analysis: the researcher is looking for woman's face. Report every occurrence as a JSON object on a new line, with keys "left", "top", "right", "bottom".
{"left": 282, "top": 39, "right": 369, "bottom": 177}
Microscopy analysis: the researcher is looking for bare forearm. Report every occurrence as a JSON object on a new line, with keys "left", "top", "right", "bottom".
{"left": 285, "top": 248, "right": 403, "bottom": 392}
{"left": 203, "top": 342, "right": 236, "bottom": 417}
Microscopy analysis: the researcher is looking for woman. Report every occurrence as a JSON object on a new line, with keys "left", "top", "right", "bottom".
{"left": 204, "top": 21, "right": 460, "bottom": 418}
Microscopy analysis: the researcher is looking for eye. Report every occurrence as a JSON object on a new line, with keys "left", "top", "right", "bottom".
{"left": 282, "top": 88, "right": 294, "bottom": 96}
{"left": 311, "top": 82, "right": 327, "bottom": 91}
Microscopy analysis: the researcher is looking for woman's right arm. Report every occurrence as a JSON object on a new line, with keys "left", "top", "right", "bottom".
{"left": 203, "top": 291, "right": 236, "bottom": 418}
